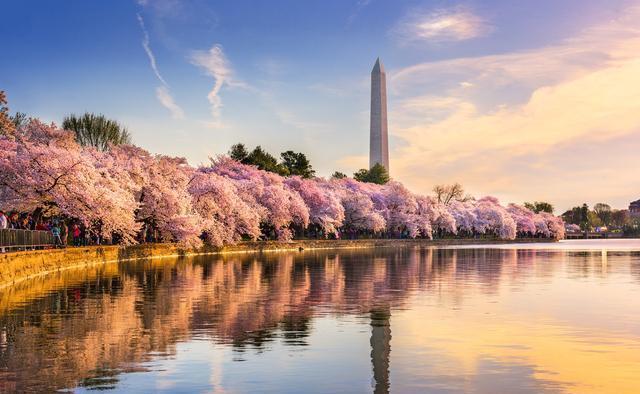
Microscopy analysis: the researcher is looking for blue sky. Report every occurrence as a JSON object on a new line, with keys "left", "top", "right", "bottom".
{"left": 2, "top": 0, "right": 640, "bottom": 211}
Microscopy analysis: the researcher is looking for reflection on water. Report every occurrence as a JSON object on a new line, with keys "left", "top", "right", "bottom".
{"left": 0, "top": 240, "right": 640, "bottom": 393}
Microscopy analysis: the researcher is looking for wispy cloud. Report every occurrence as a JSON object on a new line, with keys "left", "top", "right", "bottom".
{"left": 393, "top": 5, "right": 491, "bottom": 43}
{"left": 136, "top": 13, "right": 184, "bottom": 119}
{"left": 347, "top": 0, "right": 372, "bottom": 26}
{"left": 137, "top": 13, "right": 167, "bottom": 86}
{"left": 156, "top": 86, "right": 184, "bottom": 119}
{"left": 190, "top": 44, "right": 245, "bottom": 128}
{"left": 387, "top": 5, "right": 640, "bottom": 210}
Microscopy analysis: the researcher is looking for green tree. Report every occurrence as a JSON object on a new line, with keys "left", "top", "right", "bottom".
{"left": 593, "top": 203, "right": 612, "bottom": 226}
{"left": 624, "top": 217, "right": 640, "bottom": 237}
{"left": 353, "top": 163, "right": 389, "bottom": 185}
{"left": 588, "top": 211, "right": 603, "bottom": 228}
{"left": 280, "top": 150, "right": 315, "bottom": 178}
{"left": 562, "top": 208, "right": 576, "bottom": 225}
{"left": 580, "top": 203, "right": 590, "bottom": 230}
{"left": 331, "top": 171, "right": 347, "bottom": 179}
{"left": 524, "top": 201, "right": 554, "bottom": 214}
{"left": 0, "top": 91, "right": 15, "bottom": 135}
{"left": 227, "top": 143, "right": 319, "bottom": 178}
{"left": 353, "top": 168, "right": 369, "bottom": 182}
{"left": 11, "top": 112, "right": 30, "bottom": 129}
{"left": 245, "top": 146, "right": 289, "bottom": 176}
{"left": 229, "top": 143, "right": 249, "bottom": 162}
{"left": 62, "top": 113, "right": 131, "bottom": 151}
{"left": 611, "top": 209, "right": 630, "bottom": 228}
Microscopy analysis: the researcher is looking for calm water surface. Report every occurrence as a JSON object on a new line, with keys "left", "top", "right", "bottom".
{"left": 1, "top": 240, "right": 640, "bottom": 393}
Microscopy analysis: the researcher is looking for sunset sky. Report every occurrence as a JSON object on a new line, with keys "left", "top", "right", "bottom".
{"left": 2, "top": 0, "right": 639, "bottom": 212}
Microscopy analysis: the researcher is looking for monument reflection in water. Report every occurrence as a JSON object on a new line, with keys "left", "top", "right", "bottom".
{"left": 1, "top": 242, "right": 640, "bottom": 393}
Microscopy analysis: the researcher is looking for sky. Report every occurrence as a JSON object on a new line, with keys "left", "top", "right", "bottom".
{"left": 2, "top": 0, "right": 640, "bottom": 213}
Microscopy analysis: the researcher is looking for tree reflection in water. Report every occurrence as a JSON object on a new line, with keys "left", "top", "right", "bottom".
{"left": 0, "top": 246, "right": 638, "bottom": 392}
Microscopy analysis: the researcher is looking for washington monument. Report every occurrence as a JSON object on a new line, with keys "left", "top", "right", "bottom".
{"left": 369, "top": 57, "right": 389, "bottom": 173}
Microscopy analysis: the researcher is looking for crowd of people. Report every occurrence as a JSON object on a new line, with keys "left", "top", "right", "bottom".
{"left": 0, "top": 208, "right": 170, "bottom": 253}
{"left": 0, "top": 210, "right": 99, "bottom": 251}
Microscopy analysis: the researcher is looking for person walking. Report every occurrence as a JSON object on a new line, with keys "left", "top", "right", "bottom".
{"left": 0, "top": 210, "right": 7, "bottom": 253}
{"left": 72, "top": 224, "right": 81, "bottom": 246}
{"left": 51, "top": 223, "right": 62, "bottom": 248}
{"left": 60, "top": 220, "right": 68, "bottom": 246}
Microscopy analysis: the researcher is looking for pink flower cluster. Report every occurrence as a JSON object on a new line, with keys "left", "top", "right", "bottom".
{"left": 0, "top": 121, "right": 564, "bottom": 247}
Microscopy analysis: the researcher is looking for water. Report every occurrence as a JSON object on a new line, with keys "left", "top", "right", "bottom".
{"left": 1, "top": 240, "right": 640, "bottom": 393}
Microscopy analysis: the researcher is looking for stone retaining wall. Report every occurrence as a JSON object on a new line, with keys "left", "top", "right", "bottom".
{"left": 0, "top": 238, "right": 555, "bottom": 289}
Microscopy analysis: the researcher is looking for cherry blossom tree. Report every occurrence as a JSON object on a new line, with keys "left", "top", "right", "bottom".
{"left": 0, "top": 122, "right": 566, "bottom": 246}
{"left": 541, "top": 212, "right": 565, "bottom": 239}
{"left": 333, "top": 178, "right": 385, "bottom": 234}
{"left": 448, "top": 200, "right": 477, "bottom": 235}
{"left": 377, "top": 182, "right": 432, "bottom": 238}
{"left": 107, "top": 145, "right": 202, "bottom": 246}
{"left": 418, "top": 196, "right": 456, "bottom": 236}
{"left": 0, "top": 120, "right": 140, "bottom": 243}
{"left": 189, "top": 169, "right": 262, "bottom": 246}
{"left": 284, "top": 176, "right": 344, "bottom": 236}
{"left": 565, "top": 223, "right": 581, "bottom": 233}
{"left": 474, "top": 197, "right": 517, "bottom": 240}
{"left": 211, "top": 157, "right": 309, "bottom": 240}
{"left": 507, "top": 203, "right": 537, "bottom": 236}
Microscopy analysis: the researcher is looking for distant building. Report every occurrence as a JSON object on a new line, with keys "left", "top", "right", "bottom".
{"left": 630, "top": 199, "right": 640, "bottom": 218}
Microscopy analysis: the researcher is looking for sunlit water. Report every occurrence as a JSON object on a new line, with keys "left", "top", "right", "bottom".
{"left": 1, "top": 240, "right": 640, "bottom": 393}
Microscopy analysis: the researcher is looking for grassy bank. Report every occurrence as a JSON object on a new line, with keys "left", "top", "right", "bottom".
{"left": 0, "top": 238, "right": 555, "bottom": 290}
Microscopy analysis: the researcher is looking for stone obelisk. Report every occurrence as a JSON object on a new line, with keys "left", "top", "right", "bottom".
{"left": 369, "top": 57, "right": 389, "bottom": 173}
{"left": 370, "top": 307, "right": 391, "bottom": 394}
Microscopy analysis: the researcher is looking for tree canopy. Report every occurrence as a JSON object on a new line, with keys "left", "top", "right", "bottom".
{"left": 280, "top": 150, "right": 315, "bottom": 178}
{"left": 433, "top": 183, "right": 469, "bottom": 205}
{"left": 561, "top": 202, "right": 631, "bottom": 231}
{"left": 62, "top": 113, "right": 131, "bottom": 151}
{"left": 353, "top": 163, "right": 390, "bottom": 185}
{"left": 227, "top": 143, "right": 315, "bottom": 178}
{"left": 229, "top": 143, "right": 249, "bottom": 162}
{"left": 524, "top": 201, "right": 554, "bottom": 214}
{"left": 0, "top": 121, "right": 566, "bottom": 248}
{"left": 593, "top": 203, "right": 612, "bottom": 226}
{"left": 0, "top": 91, "right": 15, "bottom": 135}
{"left": 0, "top": 92, "right": 33, "bottom": 136}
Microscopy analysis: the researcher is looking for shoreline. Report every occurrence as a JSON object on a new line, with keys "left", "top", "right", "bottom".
{"left": 0, "top": 238, "right": 555, "bottom": 290}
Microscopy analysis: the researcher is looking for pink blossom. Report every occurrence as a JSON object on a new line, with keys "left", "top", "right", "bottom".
{"left": 475, "top": 197, "right": 516, "bottom": 240}
{"left": 0, "top": 121, "right": 565, "bottom": 245}
{"left": 419, "top": 196, "right": 456, "bottom": 235}
{"left": 506, "top": 204, "right": 537, "bottom": 235}
{"left": 285, "top": 176, "right": 344, "bottom": 236}
{"left": 189, "top": 170, "right": 261, "bottom": 246}
{"left": 211, "top": 157, "right": 309, "bottom": 240}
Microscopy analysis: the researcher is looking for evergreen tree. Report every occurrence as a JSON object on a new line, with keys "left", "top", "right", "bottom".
{"left": 280, "top": 150, "right": 315, "bottom": 178}
{"left": 229, "top": 143, "right": 249, "bottom": 162}
{"left": 246, "top": 146, "right": 289, "bottom": 176}
{"left": 524, "top": 201, "right": 554, "bottom": 214}
{"left": 353, "top": 163, "right": 389, "bottom": 185}
{"left": 580, "top": 203, "right": 590, "bottom": 230}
